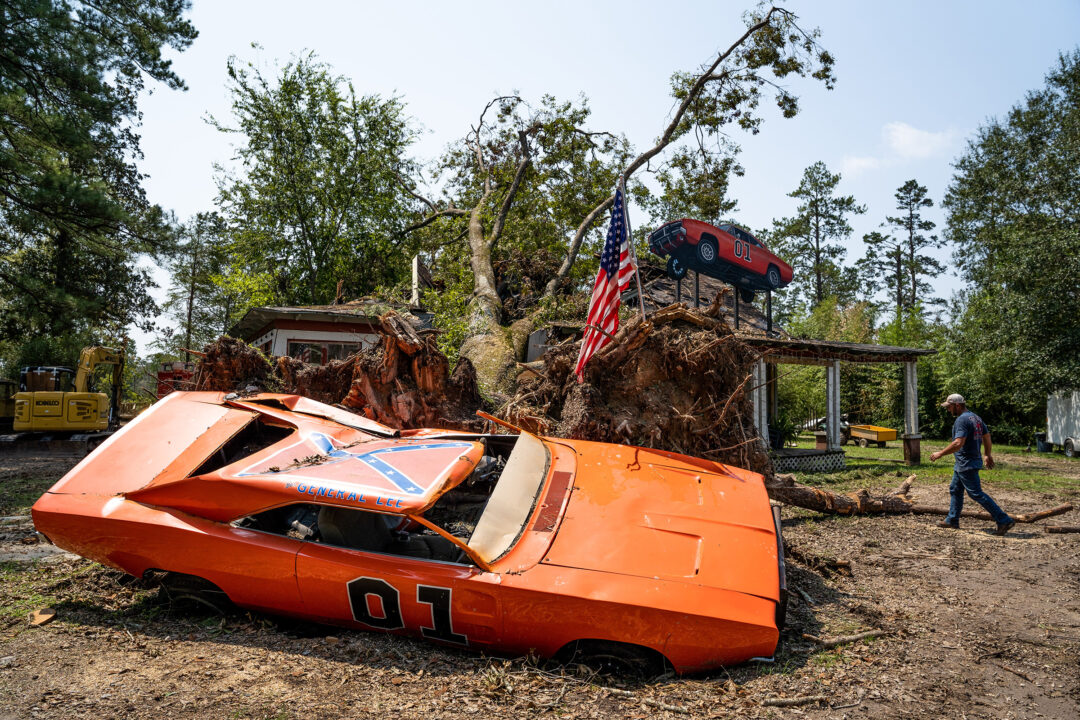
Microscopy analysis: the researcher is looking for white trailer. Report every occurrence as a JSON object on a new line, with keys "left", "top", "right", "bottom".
{"left": 1047, "top": 391, "right": 1080, "bottom": 457}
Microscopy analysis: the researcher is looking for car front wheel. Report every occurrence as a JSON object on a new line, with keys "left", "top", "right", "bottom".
{"left": 666, "top": 256, "right": 688, "bottom": 280}
{"left": 697, "top": 236, "right": 719, "bottom": 265}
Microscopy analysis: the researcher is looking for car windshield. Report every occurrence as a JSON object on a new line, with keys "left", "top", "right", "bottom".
{"left": 467, "top": 431, "right": 550, "bottom": 564}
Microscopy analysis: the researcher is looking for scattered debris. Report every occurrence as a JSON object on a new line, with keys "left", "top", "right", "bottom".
{"left": 761, "top": 694, "right": 827, "bottom": 707}
{"left": 193, "top": 312, "right": 483, "bottom": 431}
{"left": 29, "top": 608, "right": 56, "bottom": 626}
{"left": 505, "top": 302, "right": 772, "bottom": 478}
{"left": 768, "top": 472, "right": 1074, "bottom": 523}
{"left": 802, "top": 629, "right": 889, "bottom": 649}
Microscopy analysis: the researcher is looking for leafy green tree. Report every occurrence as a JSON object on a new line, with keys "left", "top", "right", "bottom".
{"left": 409, "top": 6, "right": 835, "bottom": 392}
{"left": 211, "top": 52, "right": 419, "bottom": 306}
{"left": 769, "top": 161, "right": 865, "bottom": 308}
{"left": 886, "top": 179, "right": 943, "bottom": 310}
{"left": 154, "top": 213, "right": 244, "bottom": 359}
{"left": 643, "top": 145, "right": 741, "bottom": 226}
{"left": 0, "top": 0, "right": 196, "bottom": 355}
{"left": 943, "top": 50, "right": 1080, "bottom": 416}
{"left": 862, "top": 230, "right": 905, "bottom": 316}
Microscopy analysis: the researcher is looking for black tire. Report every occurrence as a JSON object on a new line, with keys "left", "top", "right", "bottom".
{"left": 556, "top": 640, "right": 668, "bottom": 678}
{"left": 858, "top": 438, "right": 869, "bottom": 448}
{"left": 766, "top": 264, "right": 782, "bottom": 289}
{"left": 666, "top": 255, "right": 688, "bottom": 280}
{"left": 696, "top": 235, "right": 719, "bottom": 265}
{"left": 1066, "top": 439, "right": 1076, "bottom": 458}
{"left": 149, "top": 570, "right": 233, "bottom": 615}
{"left": 877, "top": 441, "right": 886, "bottom": 448}
{"left": 739, "top": 287, "right": 755, "bottom": 303}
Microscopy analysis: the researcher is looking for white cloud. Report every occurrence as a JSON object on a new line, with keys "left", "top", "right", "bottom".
{"left": 841, "top": 155, "right": 881, "bottom": 177}
{"left": 882, "top": 122, "right": 957, "bottom": 160}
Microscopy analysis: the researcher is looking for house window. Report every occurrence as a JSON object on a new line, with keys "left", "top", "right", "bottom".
{"left": 287, "top": 341, "right": 361, "bottom": 365}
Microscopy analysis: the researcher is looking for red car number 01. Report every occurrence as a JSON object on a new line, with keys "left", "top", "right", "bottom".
{"left": 733, "top": 238, "right": 752, "bottom": 263}
{"left": 347, "top": 577, "right": 467, "bottom": 645}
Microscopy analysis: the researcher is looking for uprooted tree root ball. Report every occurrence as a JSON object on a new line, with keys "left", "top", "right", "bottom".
{"left": 193, "top": 312, "right": 484, "bottom": 431}
{"left": 504, "top": 302, "right": 774, "bottom": 479}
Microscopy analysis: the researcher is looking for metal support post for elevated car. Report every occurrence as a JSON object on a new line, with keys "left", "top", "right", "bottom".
{"left": 734, "top": 286, "right": 740, "bottom": 329}
{"left": 694, "top": 271, "right": 700, "bottom": 308}
{"left": 766, "top": 290, "right": 773, "bottom": 334}
{"left": 676, "top": 277, "right": 682, "bottom": 303}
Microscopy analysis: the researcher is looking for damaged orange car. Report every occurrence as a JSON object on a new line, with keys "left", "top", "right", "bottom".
{"left": 32, "top": 391, "right": 786, "bottom": 674}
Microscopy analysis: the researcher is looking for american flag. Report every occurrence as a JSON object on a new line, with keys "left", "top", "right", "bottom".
{"left": 574, "top": 188, "right": 635, "bottom": 383}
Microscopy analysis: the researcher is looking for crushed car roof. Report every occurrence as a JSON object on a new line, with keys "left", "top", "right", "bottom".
{"left": 53, "top": 392, "right": 485, "bottom": 521}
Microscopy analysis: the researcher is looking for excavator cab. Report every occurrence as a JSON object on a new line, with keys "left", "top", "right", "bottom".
{"left": 13, "top": 347, "right": 124, "bottom": 432}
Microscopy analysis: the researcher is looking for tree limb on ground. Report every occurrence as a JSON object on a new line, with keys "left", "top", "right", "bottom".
{"left": 803, "top": 630, "right": 889, "bottom": 649}
{"left": 767, "top": 473, "right": 1073, "bottom": 523}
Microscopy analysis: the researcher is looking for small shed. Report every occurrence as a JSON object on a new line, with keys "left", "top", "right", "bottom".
{"left": 227, "top": 301, "right": 432, "bottom": 366}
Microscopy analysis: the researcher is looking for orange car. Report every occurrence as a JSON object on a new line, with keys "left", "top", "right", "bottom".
{"left": 32, "top": 391, "right": 786, "bottom": 674}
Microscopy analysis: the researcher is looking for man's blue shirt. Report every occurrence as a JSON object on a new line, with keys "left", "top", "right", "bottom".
{"left": 952, "top": 410, "right": 988, "bottom": 471}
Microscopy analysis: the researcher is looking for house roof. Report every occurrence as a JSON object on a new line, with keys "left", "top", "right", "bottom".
{"left": 228, "top": 301, "right": 427, "bottom": 340}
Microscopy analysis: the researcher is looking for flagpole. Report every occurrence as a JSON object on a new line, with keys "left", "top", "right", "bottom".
{"left": 619, "top": 177, "right": 648, "bottom": 318}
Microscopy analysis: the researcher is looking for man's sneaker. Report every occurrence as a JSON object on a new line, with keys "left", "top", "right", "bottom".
{"left": 936, "top": 520, "right": 959, "bottom": 529}
{"left": 994, "top": 521, "right": 1016, "bottom": 536}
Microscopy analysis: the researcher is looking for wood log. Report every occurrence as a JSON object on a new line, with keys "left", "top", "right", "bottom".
{"left": 803, "top": 629, "right": 889, "bottom": 648}
{"left": 766, "top": 474, "right": 1073, "bottom": 523}
{"left": 761, "top": 695, "right": 827, "bottom": 708}
{"left": 1045, "top": 525, "right": 1080, "bottom": 534}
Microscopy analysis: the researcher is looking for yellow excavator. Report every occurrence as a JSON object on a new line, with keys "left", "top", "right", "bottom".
{"left": 13, "top": 346, "right": 124, "bottom": 432}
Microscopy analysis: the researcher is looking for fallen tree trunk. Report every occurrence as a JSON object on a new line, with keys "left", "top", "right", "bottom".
{"left": 767, "top": 473, "right": 1073, "bottom": 523}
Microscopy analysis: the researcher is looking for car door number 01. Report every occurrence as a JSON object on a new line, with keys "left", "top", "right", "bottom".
{"left": 347, "top": 576, "right": 467, "bottom": 645}
{"left": 733, "top": 239, "right": 752, "bottom": 263}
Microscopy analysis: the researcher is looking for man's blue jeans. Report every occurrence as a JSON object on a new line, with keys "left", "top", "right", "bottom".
{"left": 946, "top": 468, "right": 1012, "bottom": 524}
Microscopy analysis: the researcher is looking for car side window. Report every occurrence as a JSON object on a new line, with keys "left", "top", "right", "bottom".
{"left": 234, "top": 503, "right": 463, "bottom": 563}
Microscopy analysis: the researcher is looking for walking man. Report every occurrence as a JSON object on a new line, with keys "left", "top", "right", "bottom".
{"left": 930, "top": 393, "right": 1015, "bottom": 535}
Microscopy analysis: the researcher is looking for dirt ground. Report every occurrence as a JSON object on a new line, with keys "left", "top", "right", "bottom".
{"left": 1, "top": 451, "right": 1078, "bottom": 719}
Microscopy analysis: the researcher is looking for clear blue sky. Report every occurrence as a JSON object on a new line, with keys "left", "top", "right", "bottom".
{"left": 132, "top": 0, "right": 1080, "bottom": 352}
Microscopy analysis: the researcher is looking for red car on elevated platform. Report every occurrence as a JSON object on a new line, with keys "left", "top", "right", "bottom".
{"left": 648, "top": 219, "right": 793, "bottom": 301}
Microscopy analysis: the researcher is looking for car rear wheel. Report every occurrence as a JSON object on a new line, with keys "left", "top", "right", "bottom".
{"left": 148, "top": 570, "right": 233, "bottom": 615}
{"left": 766, "top": 264, "right": 782, "bottom": 289}
{"left": 696, "top": 236, "right": 719, "bottom": 265}
{"left": 1066, "top": 439, "right": 1076, "bottom": 458}
{"left": 666, "top": 256, "right": 688, "bottom": 280}
{"left": 556, "top": 639, "right": 668, "bottom": 678}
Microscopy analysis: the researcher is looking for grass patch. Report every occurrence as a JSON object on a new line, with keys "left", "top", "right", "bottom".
{"left": 784, "top": 434, "right": 1079, "bottom": 494}
{"left": 0, "top": 471, "right": 59, "bottom": 516}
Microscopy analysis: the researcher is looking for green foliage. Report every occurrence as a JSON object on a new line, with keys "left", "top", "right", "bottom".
{"left": 766, "top": 162, "right": 866, "bottom": 311}
{"left": 0, "top": 0, "right": 196, "bottom": 352}
{"left": 886, "top": 180, "right": 943, "bottom": 310}
{"left": 212, "top": 51, "right": 419, "bottom": 306}
{"left": 154, "top": 212, "right": 245, "bottom": 357}
{"left": 943, "top": 50, "right": 1080, "bottom": 418}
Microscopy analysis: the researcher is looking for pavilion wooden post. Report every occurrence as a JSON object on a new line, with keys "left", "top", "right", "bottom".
{"left": 826, "top": 360, "right": 842, "bottom": 450}
{"left": 753, "top": 358, "right": 770, "bottom": 447}
{"left": 903, "top": 360, "right": 922, "bottom": 465}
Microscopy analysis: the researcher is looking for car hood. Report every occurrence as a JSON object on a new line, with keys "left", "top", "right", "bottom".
{"left": 539, "top": 445, "right": 780, "bottom": 602}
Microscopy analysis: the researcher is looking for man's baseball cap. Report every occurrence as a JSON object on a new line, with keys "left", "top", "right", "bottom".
{"left": 941, "top": 393, "right": 965, "bottom": 407}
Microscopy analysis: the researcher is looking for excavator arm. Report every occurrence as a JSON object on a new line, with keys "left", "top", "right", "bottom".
{"left": 73, "top": 347, "right": 124, "bottom": 393}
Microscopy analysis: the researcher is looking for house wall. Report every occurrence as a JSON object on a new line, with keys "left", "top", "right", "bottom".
{"left": 249, "top": 323, "right": 381, "bottom": 362}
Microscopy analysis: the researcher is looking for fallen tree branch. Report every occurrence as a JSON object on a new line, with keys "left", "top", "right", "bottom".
{"left": 802, "top": 629, "right": 889, "bottom": 649}
{"left": 761, "top": 695, "right": 827, "bottom": 708}
{"left": 768, "top": 474, "right": 1073, "bottom": 523}
{"left": 605, "top": 689, "right": 689, "bottom": 714}
{"left": 1045, "top": 525, "right": 1080, "bottom": 534}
